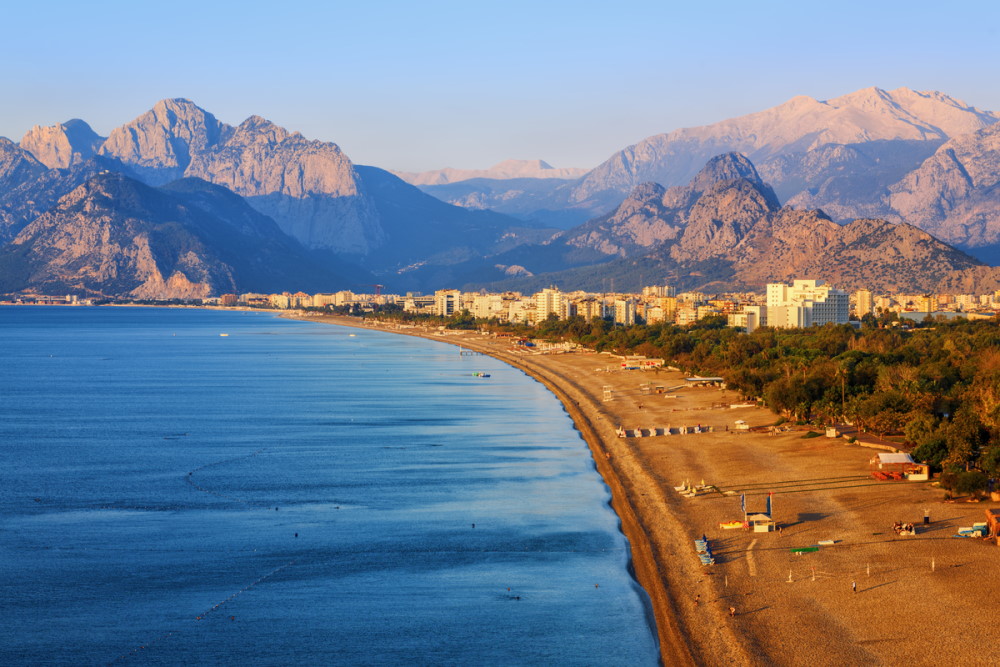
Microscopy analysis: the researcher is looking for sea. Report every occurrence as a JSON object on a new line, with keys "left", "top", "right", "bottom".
{"left": 0, "top": 306, "right": 659, "bottom": 665}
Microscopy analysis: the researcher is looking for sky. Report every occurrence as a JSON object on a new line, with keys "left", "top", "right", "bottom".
{"left": 1, "top": 0, "right": 999, "bottom": 172}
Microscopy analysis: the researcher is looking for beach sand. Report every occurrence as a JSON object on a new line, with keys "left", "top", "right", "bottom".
{"left": 295, "top": 315, "right": 1000, "bottom": 666}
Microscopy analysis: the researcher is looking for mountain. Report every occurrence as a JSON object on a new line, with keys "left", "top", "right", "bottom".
{"left": 0, "top": 155, "right": 133, "bottom": 244}
{"left": 0, "top": 173, "right": 358, "bottom": 298}
{"left": 569, "top": 87, "right": 999, "bottom": 213}
{"left": 20, "top": 119, "right": 105, "bottom": 169}
{"left": 562, "top": 153, "right": 778, "bottom": 258}
{"left": 417, "top": 177, "right": 586, "bottom": 229}
{"left": 184, "top": 114, "right": 381, "bottom": 255}
{"left": 394, "top": 159, "right": 587, "bottom": 186}
{"left": 884, "top": 121, "right": 1000, "bottom": 262}
{"left": 475, "top": 152, "right": 998, "bottom": 294}
{"left": 88, "top": 99, "right": 534, "bottom": 271}
{"left": 99, "top": 98, "right": 232, "bottom": 184}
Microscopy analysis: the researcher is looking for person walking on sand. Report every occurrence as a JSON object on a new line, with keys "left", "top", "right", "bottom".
{"left": 729, "top": 606, "right": 736, "bottom": 617}
{"left": 852, "top": 580, "right": 857, "bottom": 593}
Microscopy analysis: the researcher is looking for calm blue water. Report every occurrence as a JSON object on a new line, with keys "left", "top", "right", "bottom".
{"left": 0, "top": 306, "right": 658, "bottom": 665}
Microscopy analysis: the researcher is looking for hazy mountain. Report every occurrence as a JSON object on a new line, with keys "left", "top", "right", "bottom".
{"left": 394, "top": 159, "right": 587, "bottom": 186}
{"left": 570, "top": 87, "right": 998, "bottom": 212}
{"left": 417, "top": 177, "right": 586, "bottom": 229}
{"left": 0, "top": 173, "right": 358, "bottom": 298}
{"left": 404, "top": 87, "right": 998, "bottom": 234}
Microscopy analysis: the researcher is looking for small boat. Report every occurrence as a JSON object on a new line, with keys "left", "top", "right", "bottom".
{"left": 219, "top": 333, "right": 229, "bottom": 337}
{"left": 472, "top": 372, "right": 491, "bottom": 378}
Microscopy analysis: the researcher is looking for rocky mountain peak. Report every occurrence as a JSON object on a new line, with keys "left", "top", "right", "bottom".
{"left": 227, "top": 115, "right": 295, "bottom": 146}
{"left": 20, "top": 118, "right": 104, "bottom": 169}
{"left": 99, "top": 98, "right": 233, "bottom": 183}
{"left": 688, "top": 152, "right": 764, "bottom": 192}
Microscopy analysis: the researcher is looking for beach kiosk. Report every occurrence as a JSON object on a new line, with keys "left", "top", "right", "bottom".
{"left": 869, "top": 453, "right": 929, "bottom": 481}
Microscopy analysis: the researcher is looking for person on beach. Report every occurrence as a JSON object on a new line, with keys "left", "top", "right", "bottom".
{"left": 729, "top": 606, "right": 736, "bottom": 617}
{"left": 852, "top": 581, "right": 857, "bottom": 593}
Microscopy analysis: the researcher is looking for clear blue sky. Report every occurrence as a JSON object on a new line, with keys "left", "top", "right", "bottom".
{"left": 1, "top": 1, "right": 998, "bottom": 172}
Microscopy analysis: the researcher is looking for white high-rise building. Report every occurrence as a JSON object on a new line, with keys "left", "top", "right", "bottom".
{"left": 766, "top": 279, "right": 849, "bottom": 328}
{"left": 534, "top": 288, "right": 569, "bottom": 321}
{"left": 434, "top": 289, "right": 462, "bottom": 317}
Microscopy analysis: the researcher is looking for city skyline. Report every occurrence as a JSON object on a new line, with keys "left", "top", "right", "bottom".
{"left": 2, "top": 1, "right": 999, "bottom": 172}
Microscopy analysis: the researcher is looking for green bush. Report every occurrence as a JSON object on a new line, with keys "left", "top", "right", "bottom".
{"left": 802, "top": 431, "right": 822, "bottom": 439}
{"left": 939, "top": 471, "right": 988, "bottom": 498}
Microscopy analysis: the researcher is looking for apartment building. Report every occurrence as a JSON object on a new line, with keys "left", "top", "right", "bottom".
{"left": 766, "top": 279, "right": 849, "bottom": 328}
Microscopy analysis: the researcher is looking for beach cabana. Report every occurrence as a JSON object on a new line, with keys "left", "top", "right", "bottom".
{"left": 869, "top": 453, "right": 928, "bottom": 481}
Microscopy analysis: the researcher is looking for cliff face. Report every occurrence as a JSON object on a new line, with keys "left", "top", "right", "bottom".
{"left": 886, "top": 122, "right": 1000, "bottom": 254}
{"left": 185, "top": 115, "right": 381, "bottom": 254}
{"left": 100, "top": 98, "right": 232, "bottom": 184}
{"left": 20, "top": 119, "right": 105, "bottom": 169}
{"left": 0, "top": 173, "right": 357, "bottom": 298}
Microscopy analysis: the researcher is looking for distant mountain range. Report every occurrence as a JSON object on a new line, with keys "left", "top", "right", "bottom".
{"left": 435, "top": 153, "right": 1000, "bottom": 294}
{"left": 4, "top": 88, "right": 1000, "bottom": 299}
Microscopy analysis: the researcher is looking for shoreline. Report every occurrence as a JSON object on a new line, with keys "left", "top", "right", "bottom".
{"left": 285, "top": 314, "right": 729, "bottom": 665}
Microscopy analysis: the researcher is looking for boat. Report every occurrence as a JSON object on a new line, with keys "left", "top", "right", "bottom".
{"left": 472, "top": 372, "right": 491, "bottom": 378}
{"left": 219, "top": 333, "right": 229, "bottom": 337}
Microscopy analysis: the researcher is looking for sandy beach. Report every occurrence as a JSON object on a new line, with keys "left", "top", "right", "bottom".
{"left": 294, "top": 314, "right": 999, "bottom": 666}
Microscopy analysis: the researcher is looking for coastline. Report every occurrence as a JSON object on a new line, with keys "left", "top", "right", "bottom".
{"left": 288, "top": 313, "right": 1000, "bottom": 666}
